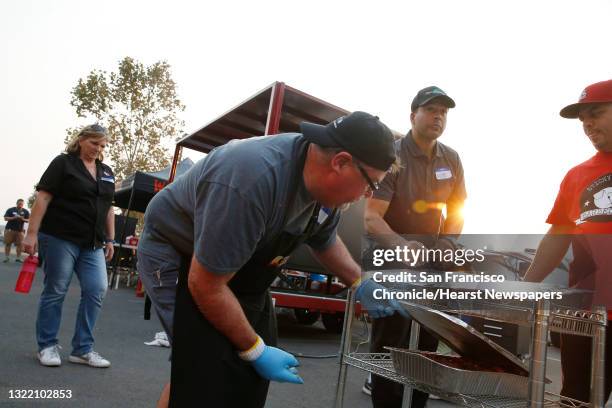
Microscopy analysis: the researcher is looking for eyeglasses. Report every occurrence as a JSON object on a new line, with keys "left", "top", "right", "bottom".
{"left": 354, "top": 161, "right": 379, "bottom": 192}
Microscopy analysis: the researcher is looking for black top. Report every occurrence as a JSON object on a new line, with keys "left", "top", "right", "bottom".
{"left": 4, "top": 207, "right": 30, "bottom": 231}
{"left": 36, "top": 153, "right": 115, "bottom": 248}
{"left": 373, "top": 131, "right": 467, "bottom": 235}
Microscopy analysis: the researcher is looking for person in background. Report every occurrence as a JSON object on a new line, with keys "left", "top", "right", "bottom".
{"left": 4, "top": 198, "right": 29, "bottom": 262}
{"left": 364, "top": 86, "right": 466, "bottom": 407}
{"left": 23, "top": 124, "right": 116, "bottom": 369}
{"left": 525, "top": 79, "right": 612, "bottom": 404}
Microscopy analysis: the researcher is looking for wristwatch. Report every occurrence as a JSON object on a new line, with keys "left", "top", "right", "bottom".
{"left": 104, "top": 239, "right": 116, "bottom": 245}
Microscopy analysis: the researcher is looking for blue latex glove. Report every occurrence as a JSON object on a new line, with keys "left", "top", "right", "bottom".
{"left": 354, "top": 279, "right": 410, "bottom": 319}
{"left": 251, "top": 346, "right": 304, "bottom": 384}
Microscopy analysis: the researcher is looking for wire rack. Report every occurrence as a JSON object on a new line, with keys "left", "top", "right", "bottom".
{"left": 549, "top": 309, "right": 608, "bottom": 336}
{"left": 382, "top": 283, "right": 607, "bottom": 336}
{"left": 450, "top": 305, "right": 606, "bottom": 336}
{"left": 344, "top": 353, "right": 590, "bottom": 408}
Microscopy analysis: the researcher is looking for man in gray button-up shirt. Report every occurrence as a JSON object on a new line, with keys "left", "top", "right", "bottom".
{"left": 364, "top": 86, "right": 467, "bottom": 408}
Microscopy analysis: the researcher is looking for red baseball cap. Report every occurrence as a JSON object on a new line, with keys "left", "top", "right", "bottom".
{"left": 560, "top": 79, "right": 612, "bottom": 118}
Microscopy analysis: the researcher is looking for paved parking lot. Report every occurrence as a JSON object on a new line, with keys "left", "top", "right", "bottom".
{"left": 0, "top": 259, "right": 373, "bottom": 407}
{"left": 1, "top": 257, "right": 608, "bottom": 407}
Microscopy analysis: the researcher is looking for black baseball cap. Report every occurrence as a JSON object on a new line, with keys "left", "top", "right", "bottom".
{"left": 411, "top": 86, "right": 456, "bottom": 112}
{"left": 300, "top": 111, "right": 396, "bottom": 171}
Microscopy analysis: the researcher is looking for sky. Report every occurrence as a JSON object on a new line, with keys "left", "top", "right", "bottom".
{"left": 1, "top": 0, "right": 611, "bottom": 234}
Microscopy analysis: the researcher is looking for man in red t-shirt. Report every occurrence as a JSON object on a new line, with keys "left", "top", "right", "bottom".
{"left": 526, "top": 79, "right": 612, "bottom": 404}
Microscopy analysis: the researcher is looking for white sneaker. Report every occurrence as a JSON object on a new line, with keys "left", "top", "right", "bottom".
{"left": 69, "top": 351, "right": 111, "bottom": 368}
{"left": 38, "top": 345, "right": 61, "bottom": 367}
{"left": 362, "top": 374, "right": 372, "bottom": 396}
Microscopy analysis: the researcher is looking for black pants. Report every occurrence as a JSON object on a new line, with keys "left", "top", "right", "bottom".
{"left": 370, "top": 313, "right": 438, "bottom": 408}
{"left": 170, "top": 265, "right": 278, "bottom": 408}
{"left": 560, "top": 324, "right": 612, "bottom": 404}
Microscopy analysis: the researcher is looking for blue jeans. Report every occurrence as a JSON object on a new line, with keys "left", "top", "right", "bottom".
{"left": 36, "top": 232, "right": 108, "bottom": 355}
{"left": 137, "top": 232, "right": 181, "bottom": 342}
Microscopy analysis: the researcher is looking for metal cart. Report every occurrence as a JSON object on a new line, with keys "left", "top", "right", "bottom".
{"left": 334, "top": 284, "right": 608, "bottom": 408}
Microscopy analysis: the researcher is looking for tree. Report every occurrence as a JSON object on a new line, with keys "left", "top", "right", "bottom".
{"left": 67, "top": 57, "right": 185, "bottom": 180}
{"left": 27, "top": 186, "right": 37, "bottom": 209}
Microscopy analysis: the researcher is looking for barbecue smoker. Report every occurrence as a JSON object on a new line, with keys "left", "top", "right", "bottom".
{"left": 334, "top": 278, "right": 607, "bottom": 408}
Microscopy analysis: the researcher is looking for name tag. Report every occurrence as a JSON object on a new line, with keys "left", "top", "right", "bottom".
{"left": 101, "top": 176, "right": 115, "bottom": 183}
{"left": 435, "top": 167, "right": 452, "bottom": 180}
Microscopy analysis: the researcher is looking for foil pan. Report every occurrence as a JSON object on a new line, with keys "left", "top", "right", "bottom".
{"left": 386, "top": 348, "right": 530, "bottom": 398}
{"left": 399, "top": 301, "right": 530, "bottom": 375}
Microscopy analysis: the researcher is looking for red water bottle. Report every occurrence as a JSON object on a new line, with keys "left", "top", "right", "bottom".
{"left": 135, "top": 278, "right": 145, "bottom": 297}
{"left": 15, "top": 255, "right": 39, "bottom": 294}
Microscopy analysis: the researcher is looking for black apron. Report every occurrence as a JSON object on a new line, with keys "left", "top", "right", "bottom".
{"left": 169, "top": 142, "right": 336, "bottom": 408}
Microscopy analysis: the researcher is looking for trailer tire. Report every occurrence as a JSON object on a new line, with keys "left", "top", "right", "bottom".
{"left": 321, "top": 312, "right": 344, "bottom": 334}
{"left": 294, "top": 309, "right": 320, "bottom": 325}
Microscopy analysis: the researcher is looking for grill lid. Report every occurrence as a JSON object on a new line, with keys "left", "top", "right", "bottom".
{"left": 399, "top": 302, "right": 530, "bottom": 376}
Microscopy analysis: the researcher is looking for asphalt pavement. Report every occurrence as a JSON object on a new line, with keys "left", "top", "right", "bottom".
{"left": 0, "top": 255, "right": 608, "bottom": 407}
{"left": 0, "top": 257, "right": 376, "bottom": 408}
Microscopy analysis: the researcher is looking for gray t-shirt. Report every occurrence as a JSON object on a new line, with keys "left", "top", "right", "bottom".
{"left": 142, "top": 133, "right": 340, "bottom": 275}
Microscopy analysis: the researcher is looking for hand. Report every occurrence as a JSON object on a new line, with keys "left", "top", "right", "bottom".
{"left": 22, "top": 233, "right": 37, "bottom": 255}
{"left": 431, "top": 237, "right": 461, "bottom": 270}
{"left": 432, "top": 235, "right": 472, "bottom": 271}
{"left": 436, "top": 236, "right": 459, "bottom": 250}
{"left": 104, "top": 242, "right": 114, "bottom": 261}
{"left": 251, "top": 346, "right": 303, "bottom": 384}
{"left": 403, "top": 240, "right": 427, "bottom": 268}
{"left": 354, "top": 279, "right": 410, "bottom": 319}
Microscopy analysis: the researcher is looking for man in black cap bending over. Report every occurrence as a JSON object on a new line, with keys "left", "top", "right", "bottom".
{"left": 364, "top": 86, "right": 467, "bottom": 407}
{"left": 138, "top": 111, "right": 408, "bottom": 408}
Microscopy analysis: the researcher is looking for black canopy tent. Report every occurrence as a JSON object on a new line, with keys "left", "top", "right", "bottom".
{"left": 114, "top": 158, "right": 195, "bottom": 213}
{"left": 109, "top": 158, "right": 194, "bottom": 288}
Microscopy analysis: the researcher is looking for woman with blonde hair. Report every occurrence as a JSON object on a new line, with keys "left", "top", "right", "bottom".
{"left": 24, "top": 124, "right": 116, "bottom": 368}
